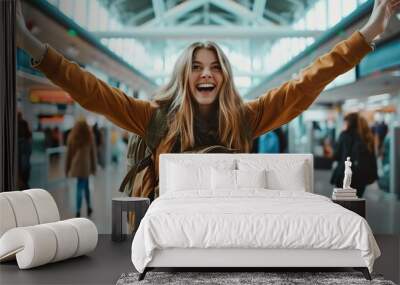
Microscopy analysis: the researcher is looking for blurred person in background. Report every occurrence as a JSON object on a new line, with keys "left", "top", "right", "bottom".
{"left": 372, "top": 113, "right": 388, "bottom": 156}
{"left": 66, "top": 118, "right": 97, "bottom": 217}
{"left": 323, "top": 137, "right": 334, "bottom": 158}
{"left": 111, "top": 128, "right": 124, "bottom": 165}
{"left": 92, "top": 122, "right": 105, "bottom": 168}
{"left": 378, "top": 135, "right": 391, "bottom": 192}
{"left": 51, "top": 126, "right": 62, "bottom": 147}
{"left": 330, "top": 113, "right": 378, "bottom": 197}
{"left": 17, "top": 111, "right": 32, "bottom": 190}
{"left": 44, "top": 127, "right": 53, "bottom": 148}
{"left": 258, "top": 131, "right": 280, "bottom": 153}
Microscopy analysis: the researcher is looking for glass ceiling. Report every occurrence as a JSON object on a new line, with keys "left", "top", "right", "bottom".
{"left": 46, "top": 0, "right": 369, "bottom": 96}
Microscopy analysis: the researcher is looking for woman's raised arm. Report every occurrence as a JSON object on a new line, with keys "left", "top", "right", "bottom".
{"left": 247, "top": 0, "right": 399, "bottom": 138}
{"left": 16, "top": 0, "right": 46, "bottom": 61}
{"left": 16, "top": 0, "right": 155, "bottom": 137}
{"left": 359, "top": 0, "right": 400, "bottom": 43}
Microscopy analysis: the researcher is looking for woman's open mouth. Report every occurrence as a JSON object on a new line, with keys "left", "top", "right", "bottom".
{"left": 196, "top": 83, "right": 216, "bottom": 93}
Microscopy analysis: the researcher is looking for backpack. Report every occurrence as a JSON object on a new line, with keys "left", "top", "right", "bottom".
{"left": 118, "top": 106, "right": 168, "bottom": 198}
{"left": 118, "top": 106, "right": 247, "bottom": 198}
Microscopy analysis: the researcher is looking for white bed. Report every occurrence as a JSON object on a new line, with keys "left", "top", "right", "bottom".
{"left": 131, "top": 154, "right": 380, "bottom": 280}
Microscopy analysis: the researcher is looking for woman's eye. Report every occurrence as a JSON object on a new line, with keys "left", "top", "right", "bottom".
{"left": 192, "top": 65, "right": 201, "bottom": 71}
{"left": 212, "top": 65, "right": 222, "bottom": 71}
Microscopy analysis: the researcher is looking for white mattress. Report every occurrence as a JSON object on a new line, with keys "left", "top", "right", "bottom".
{"left": 131, "top": 190, "right": 380, "bottom": 273}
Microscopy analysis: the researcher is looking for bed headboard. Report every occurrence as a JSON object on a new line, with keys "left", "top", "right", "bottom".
{"left": 159, "top": 153, "right": 314, "bottom": 196}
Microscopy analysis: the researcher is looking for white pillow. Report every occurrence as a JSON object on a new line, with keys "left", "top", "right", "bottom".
{"left": 238, "top": 159, "right": 307, "bottom": 191}
{"left": 211, "top": 168, "right": 236, "bottom": 190}
{"left": 266, "top": 168, "right": 306, "bottom": 191}
{"left": 167, "top": 163, "right": 210, "bottom": 191}
{"left": 237, "top": 169, "right": 267, "bottom": 188}
{"left": 167, "top": 159, "right": 235, "bottom": 192}
{"left": 211, "top": 169, "right": 267, "bottom": 190}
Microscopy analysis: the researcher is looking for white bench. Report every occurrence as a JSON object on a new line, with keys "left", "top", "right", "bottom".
{"left": 0, "top": 189, "right": 98, "bottom": 269}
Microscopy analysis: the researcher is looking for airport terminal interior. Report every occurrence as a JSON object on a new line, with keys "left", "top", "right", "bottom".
{"left": 1, "top": 0, "right": 400, "bottom": 284}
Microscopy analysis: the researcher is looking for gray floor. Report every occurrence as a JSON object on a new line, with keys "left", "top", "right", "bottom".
{"left": 1, "top": 165, "right": 399, "bottom": 284}
{"left": 0, "top": 235, "right": 133, "bottom": 285}
{"left": 1, "top": 234, "right": 398, "bottom": 285}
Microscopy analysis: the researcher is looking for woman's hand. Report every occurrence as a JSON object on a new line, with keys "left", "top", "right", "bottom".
{"left": 15, "top": 0, "right": 47, "bottom": 60}
{"left": 16, "top": 0, "right": 28, "bottom": 48}
{"left": 360, "top": 0, "right": 400, "bottom": 43}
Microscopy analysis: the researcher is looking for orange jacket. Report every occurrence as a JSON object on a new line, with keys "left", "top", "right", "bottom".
{"left": 35, "top": 32, "right": 371, "bottom": 191}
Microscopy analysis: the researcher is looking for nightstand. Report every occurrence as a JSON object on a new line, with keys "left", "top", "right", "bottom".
{"left": 332, "top": 198, "right": 366, "bottom": 218}
{"left": 112, "top": 197, "right": 150, "bottom": 242}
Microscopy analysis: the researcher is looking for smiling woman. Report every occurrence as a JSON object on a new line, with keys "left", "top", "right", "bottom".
{"left": 15, "top": 0, "right": 400, "bottom": 201}
{"left": 153, "top": 41, "right": 250, "bottom": 155}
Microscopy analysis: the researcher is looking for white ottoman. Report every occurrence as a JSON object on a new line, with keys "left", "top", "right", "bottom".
{"left": 0, "top": 189, "right": 98, "bottom": 269}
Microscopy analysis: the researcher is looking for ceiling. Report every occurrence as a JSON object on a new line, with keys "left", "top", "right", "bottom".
{"left": 22, "top": 0, "right": 400, "bottom": 106}
{"left": 93, "top": 0, "right": 323, "bottom": 41}
{"left": 91, "top": 0, "right": 324, "bottom": 94}
{"left": 19, "top": 1, "right": 157, "bottom": 95}
{"left": 245, "top": 12, "right": 400, "bottom": 103}
{"left": 99, "top": 0, "right": 317, "bottom": 27}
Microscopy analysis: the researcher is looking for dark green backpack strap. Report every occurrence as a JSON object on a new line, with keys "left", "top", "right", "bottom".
{"left": 118, "top": 154, "right": 153, "bottom": 194}
{"left": 242, "top": 110, "right": 254, "bottom": 149}
{"left": 118, "top": 106, "right": 169, "bottom": 195}
{"left": 144, "top": 105, "right": 170, "bottom": 151}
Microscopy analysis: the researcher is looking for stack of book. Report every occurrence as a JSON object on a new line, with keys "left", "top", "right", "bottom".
{"left": 332, "top": 188, "right": 358, "bottom": 200}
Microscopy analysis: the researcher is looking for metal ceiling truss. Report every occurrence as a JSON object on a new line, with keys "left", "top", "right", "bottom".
{"left": 143, "top": 0, "right": 208, "bottom": 27}
{"left": 94, "top": 0, "right": 322, "bottom": 40}
{"left": 241, "top": 0, "right": 291, "bottom": 25}
{"left": 126, "top": 7, "right": 153, "bottom": 25}
{"left": 211, "top": 0, "right": 276, "bottom": 26}
{"left": 179, "top": 13, "right": 203, "bottom": 26}
{"left": 264, "top": 9, "right": 290, "bottom": 25}
{"left": 209, "top": 13, "right": 234, "bottom": 26}
{"left": 143, "top": 0, "right": 278, "bottom": 27}
{"left": 203, "top": 2, "right": 210, "bottom": 25}
{"left": 166, "top": 0, "right": 177, "bottom": 10}
{"left": 286, "top": 0, "right": 306, "bottom": 22}
{"left": 253, "top": 0, "right": 267, "bottom": 18}
{"left": 152, "top": 0, "right": 166, "bottom": 19}
{"left": 93, "top": 26, "right": 322, "bottom": 39}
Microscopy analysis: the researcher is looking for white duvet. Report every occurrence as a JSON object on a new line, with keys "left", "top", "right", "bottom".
{"left": 131, "top": 190, "right": 380, "bottom": 273}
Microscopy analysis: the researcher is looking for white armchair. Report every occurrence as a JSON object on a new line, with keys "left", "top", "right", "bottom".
{"left": 0, "top": 189, "right": 98, "bottom": 269}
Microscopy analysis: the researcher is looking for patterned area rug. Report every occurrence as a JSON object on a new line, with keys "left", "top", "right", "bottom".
{"left": 116, "top": 271, "right": 395, "bottom": 285}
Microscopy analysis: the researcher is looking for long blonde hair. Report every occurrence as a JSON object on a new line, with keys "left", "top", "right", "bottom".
{"left": 154, "top": 42, "right": 251, "bottom": 152}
